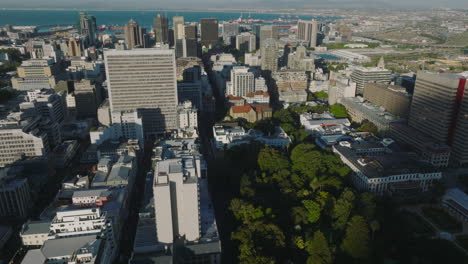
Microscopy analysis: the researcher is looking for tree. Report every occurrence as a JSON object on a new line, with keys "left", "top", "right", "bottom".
{"left": 253, "top": 119, "right": 276, "bottom": 135}
{"left": 358, "top": 121, "right": 378, "bottom": 134}
{"left": 291, "top": 206, "right": 309, "bottom": 225}
{"left": 342, "top": 216, "right": 370, "bottom": 259}
{"left": 358, "top": 192, "right": 376, "bottom": 221}
{"left": 290, "top": 143, "right": 323, "bottom": 179}
{"left": 232, "top": 221, "right": 286, "bottom": 263}
{"left": 258, "top": 147, "right": 290, "bottom": 173}
{"left": 230, "top": 199, "right": 264, "bottom": 224}
{"left": 305, "top": 231, "right": 332, "bottom": 264}
{"left": 240, "top": 174, "right": 255, "bottom": 198}
{"left": 329, "top": 104, "right": 348, "bottom": 118}
{"left": 302, "top": 200, "right": 322, "bottom": 224}
{"left": 332, "top": 190, "right": 355, "bottom": 231}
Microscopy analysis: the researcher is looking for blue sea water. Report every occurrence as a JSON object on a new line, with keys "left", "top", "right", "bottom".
{"left": 0, "top": 10, "right": 340, "bottom": 29}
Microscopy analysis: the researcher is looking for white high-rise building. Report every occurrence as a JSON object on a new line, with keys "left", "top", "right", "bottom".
{"left": 104, "top": 49, "right": 178, "bottom": 136}
{"left": 297, "top": 19, "right": 318, "bottom": 48}
{"left": 226, "top": 66, "right": 255, "bottom": 97}
{"left": 153, "top": 157, "right": 201, "bottom": 244}
{"left": 177, "top": 101, "right": 198, "bottom": 129}
{"left": 236, "top": 32, "right": 256, "bottom": 53}
{"left": 0, "top": 115, "right": 48, "bottom": 167}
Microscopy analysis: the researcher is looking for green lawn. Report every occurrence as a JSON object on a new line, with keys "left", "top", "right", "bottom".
{"left": 422, "top": 207, "right": 463, "bottom": 233}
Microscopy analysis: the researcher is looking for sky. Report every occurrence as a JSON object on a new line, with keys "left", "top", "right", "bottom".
{"left": 0, "top": 0, "right": 467, "bottom": 9}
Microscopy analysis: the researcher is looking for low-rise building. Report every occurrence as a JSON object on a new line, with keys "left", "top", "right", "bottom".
{"left": 279, "top": 89, "right": 308, "bottom": 104}
{"left": 363, "top": 83, "right": 411, "bottom": 117}
{"left": 389, "top": 122, "right": 451, "bottom": 168}
{"left": 301, "top": 112, "right": 351, "bottom": 135}
{"left": 243, "top": 91, "right": 270, "bottom": 104}
{"left": 443, "top": 188, "right": 468, "bottom": 222}
{"left": 333, "top": 141, "right": 442, "bottom": 194}
{"left": 341, "top": 97, "right": 402, "bottom": 135}
{"left": 20, "top": 220, "right": 51, "bottom": 246}
{"left": 229, "top": 104, "right": 272, "bottom": 123}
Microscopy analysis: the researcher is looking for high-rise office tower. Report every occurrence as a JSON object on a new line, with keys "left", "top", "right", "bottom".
{"left": 350, "top": 66, "right": 392, "bottom": 94}
{"left": 222, "top": 22, "right": 240, "bottom": 45}
{"left": 124, "top": 19, "right": 145, "bottom": 49}
{"left": 104, "top": 49, "right": 178, "bottom": 135}
{"left": 154, "top": 157, "right": 201, "bottom": 243}
{"left": 74, "top": 79, "right": 102, "bottom": 119}
{"left": 79, "top": 12, "right": 97, "bottom": 47}
{"left": 297, "top": 19, "right": 318, "bottom": 48}
{"left": 184, "top": 23, "right": 198, "bottom": 40}
{"left": 168, "top": 28, "right": 175, "bottom": 47}
{"left": 236, "top": 32, "right": 256, "bottom": 53}
{"left": 154, "top": 14, "right": 169, "bottom": 44}
{"left": 226, "top": 66, "right": 255, "bottom": 96}
{"left": 259, "top": 25, "right": 278, "bottom": 47}
{"left": 176, "top": 39, "right": 200, "bottom": 58}
{"left": 408, "top": 71, "right": 468, "bottom": 165}
{"left": 200, "top": 18, "right": 219, "bottom": 48}
{"left": 173, "top": 16, "right": 185, "bottom": 41}
{"left": 261, "top": 38, "right": 278, "bottom": 72}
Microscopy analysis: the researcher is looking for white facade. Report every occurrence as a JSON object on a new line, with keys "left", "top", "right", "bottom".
{"left": 50, "top": 208, "right": 106, "bottom": 238}
{"left": 300, "top": 112, "right": 351, "bottom": 135}
{"left": 153, "top": 157, "right": 201, "bottom": 244}
{"left": 177, "top": 101, "right": 198, "bottom": 129}
{"left": 236, "top": 32, "right": 256, "bottom": 53}
{"left": 255, "top": 77, "right": 268, "bottom": 92}
{"left": 0, "top": 123, "right": 47, "bottom": 167}
{"left": 226, "top": 66, "right": 255, "bottom": 97}
{"left": 333, "top": 142, "right": 442, "bottom": 194}
{"left": 105, "top": 49, "right": 178, "bottom": 135}
{"left": 245, "top": 53, "right": 261, "bottom": 67}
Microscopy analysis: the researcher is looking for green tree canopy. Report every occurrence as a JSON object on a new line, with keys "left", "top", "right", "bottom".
{"left": 305, "top": 231, "right": 332, "bottom": 264}
{"left": 230, "top": 199, "right": 264, "bottom": 224}
{"left": 332, "top": 189, "right": 355, "bottom": 231}
{"left": 302, "top": 200, "right": 322, "bottom": 224}
{"left": 258, "top": 147, "right": 291, "bottom": 173}
{"left": 342, "top": 216, "right": 370, "bottom": 259}
{"left": 358, "top": 121, "right": 378, "bottom": 134}
{"left": 330, "top": 104, "right": 348, "bottom": 118}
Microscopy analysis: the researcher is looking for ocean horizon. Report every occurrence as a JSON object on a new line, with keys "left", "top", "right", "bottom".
{"left": 0, "top": 9, "right": 341, "bottom": 29}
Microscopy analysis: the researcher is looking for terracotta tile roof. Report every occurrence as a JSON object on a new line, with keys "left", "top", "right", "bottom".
{"left": 252, "top": 104, "right": 272, "bottom": 113}
{"left": 227, "top": 95, "right": 244, "bottom": 101}
{"left": 245, "top": 91, "right": 269, "bottom": 98}
{"left": 231, "top": 104, "right": 254, "bottom": 114}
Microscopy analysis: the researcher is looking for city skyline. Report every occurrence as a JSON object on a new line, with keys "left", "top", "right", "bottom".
{"left": 0, "top": 0, "right": 468, "bottom": 10}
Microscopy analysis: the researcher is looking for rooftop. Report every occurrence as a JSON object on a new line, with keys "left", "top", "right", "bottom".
{"left": 41, "top": 234, "right": 100, "bottom": 259}
{"left": 21, "top": 220, "right": 51, "bottom": 235}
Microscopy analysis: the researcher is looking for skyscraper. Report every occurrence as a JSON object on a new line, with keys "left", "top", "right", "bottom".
{"left": 173, "top": 16, "right": 185, "bottom": 41}
{"left": 200, "top": 18, "right": 219, "bottom": 48}
{"left": 408, "top": 71, "right": 468, "bottom": 165}
{"left": 350, "top": 66, "right": 392, "bottom": 95}
{"left": 78, "top": 12, "right": 97, "bottom": 47}
{"left": 236, "top": 32, "right": 256, "bottom": 53}
{"left": 226, "top": 66, "right": 255, "bottom": 96}
{"left": 124, "top": 19, "right": 145, "bottom": 49}
{"left": 297, "top": 19, "right": 318, "bottom": 48}
{"left": 259, "top": 25, "right": 278, "bottom": 47}
{"left": 261, "top": 38, "right": 278, "bottom": 72}
{"left": 104, "top": 49, "right": 178, "bottom": 135}
{"left": 184, "top": 23, "right": 198, "bottom": 40}
{"left": 222, "top": 22, "right": 240, "bottom": 45}
{"left": 154, "top": 14, "right": 169, "bottom": 44}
